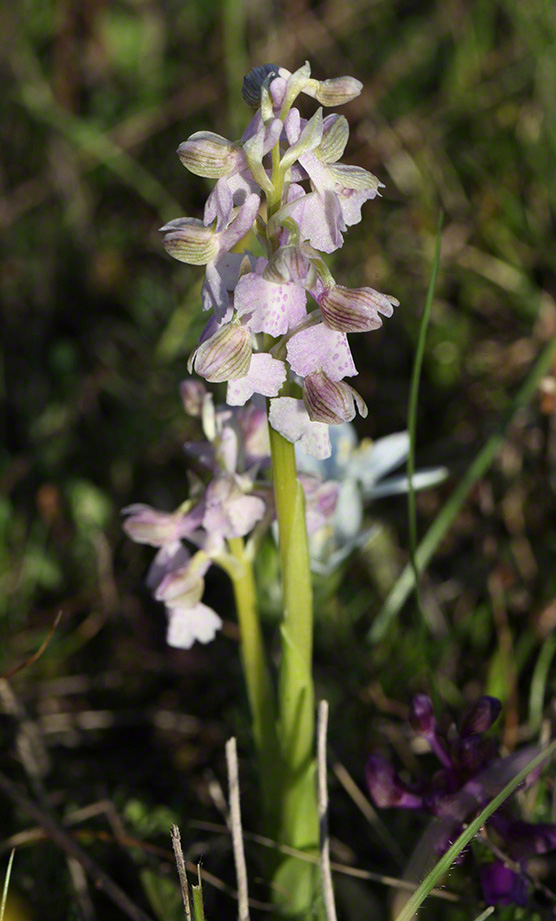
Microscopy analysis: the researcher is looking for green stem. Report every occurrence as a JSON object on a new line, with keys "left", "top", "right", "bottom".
{"left": 262, "top": 92, "right": 321, "bottom": 916}
{"left": 269, "top": 423, "right": 320, "bottom": 917}
{"left": 407, "top": 213, "right": 443, "bottom": 591}
{"left": 228, "top": 536, "right": 281, "bottom": 835}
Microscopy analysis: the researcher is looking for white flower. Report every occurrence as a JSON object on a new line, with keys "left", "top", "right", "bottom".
{"left": 296, "top": 422, "right": 448, "bottom": 573}
{"left": 166, "top": 603, "right": 223, "bottom": 649}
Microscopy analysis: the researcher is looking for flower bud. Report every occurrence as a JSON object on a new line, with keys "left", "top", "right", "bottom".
{"left": 319, "top": 284, "right": 398, "bottom": 332}
{"left": 305, "top": 75, "right": 363, "bottom": 107}
{"left": 303, "top": 371, "right": 367, "bottom": 425}
{"left": 366, "top": 754, "right": 423, "bottom": 809}
{"left": 460, "top": 697, "right": 502, "bottom": 737}
{"left": 160, "top": 217, "right": 219, "bottom": 265}
{"left": 177, "top": 132, "right": 244, "bottom": 179}
{"left": 242, "top": 63, "right": 281, "bottom": 107}
{"left": 318, "top": 115, "right": 349, "bottom": 164}
{"left": 409, "top": 694, "right": 435, "bottom": 735}
{"left": 192, "top": 323, "right": 252, "bottom": 383}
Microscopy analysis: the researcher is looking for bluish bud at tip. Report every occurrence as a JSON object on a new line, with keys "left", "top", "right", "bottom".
{"left": 242, "top": 64, "right": 281, "bottom": 107}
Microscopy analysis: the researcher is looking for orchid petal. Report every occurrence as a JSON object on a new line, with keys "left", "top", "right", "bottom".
{"left": 227, "top": 353, "right": 286, "bottom": 405}
{"left": 166, "top": 603, "right": 223, "bottom": 649}
{"left": 286, "top": 324, "right": 356, "bottom": 380}
{"left": 269, "top": 397, "right": 331, "bottom": 459}
{"left": 234, "top": 272, "right": 307, "bottom": 336}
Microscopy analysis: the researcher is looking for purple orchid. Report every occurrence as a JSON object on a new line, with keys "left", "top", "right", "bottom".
{"left": 366, "top": 694, "right": 556, "bottom": 908}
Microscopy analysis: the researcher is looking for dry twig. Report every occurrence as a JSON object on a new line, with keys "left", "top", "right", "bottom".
{"left": 170, "top": 825, "right": 192, "bottom": 921}
{"left": 317, "top": 701, "right": 338, "bottom": 921}
{"left": 225, "top": 738, "right": 250, "bottom": 921}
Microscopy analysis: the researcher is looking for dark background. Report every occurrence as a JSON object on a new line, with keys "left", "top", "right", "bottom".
{"left": 1, "top": 0, "right": 555, "bottom": 918}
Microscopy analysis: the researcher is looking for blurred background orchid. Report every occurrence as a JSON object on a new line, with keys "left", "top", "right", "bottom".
{"left": 298, "top": 422, "right": 448, "bottom": 573}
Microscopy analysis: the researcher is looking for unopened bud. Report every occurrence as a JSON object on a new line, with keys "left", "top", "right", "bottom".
{"left": 460, "top": 697, "right": 502, "bottom": 737}
{"left": 242, "top": 63, "right": 281, "bottom": 107}
{"left": 177, "top": 132, "right": 244, "bottom": 178}
{"left": 303, "top": 371, "right": 367, "bottom": 424}
{"left": 320, "top": 284, "right": 398, "bottom": 332}
{"left": 305, "top": 75, "right": 363, "bottom": 107}
{"left": 409, "top": 694, "right": 435, "bottom": 735}
{"left": 192, "top": 323, "right": 252, "bottom": 383}
{"left": 160, "top": 217, "right": 219, "bottom": 265}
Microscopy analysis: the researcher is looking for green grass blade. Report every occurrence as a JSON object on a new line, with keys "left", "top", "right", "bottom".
{"left": 191, "top": 865, "right": 205, "bottom": 921}
{"left": 393, "top": 739, "right": 556, "bottom": 921}
{"left": 529, "top": 634, "right": 556, "bottom": 734}
{"left": 407, "top": 212, "right": 443, "bottom": 593}
{"left": 0, "top": 850, "right": 15, "bottom": 921}
{"left": 369, "top": 331, "right": 556, "bottom": 643}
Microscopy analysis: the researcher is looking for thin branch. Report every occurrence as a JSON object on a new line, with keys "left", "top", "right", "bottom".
{"left": 0, "top": 612, "right": 63, "bottom": 681}
{"left": 190, "top": 820, "right": 459, "bottom": 902}
{"left": 1, "top": 850, "right": 15, "bottom": 921}
{"left": 170, "top": 826, "right": 192, "bottom": 921}
{"left": 472, "top": 908, "right": 494, "bottom": 921}
{"left": 0, "top": 681, "right": 94, "bottom": 921}
{"left": 0, "top": 822, "right": 274, "bottom": 910}
{"left": 317, "top": 702, "right": 337, "bottom": 921}
{"left": 225, "top": 738, "right": 250, "bottom": 921}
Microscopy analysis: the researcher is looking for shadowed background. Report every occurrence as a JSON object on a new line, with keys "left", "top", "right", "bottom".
{"left": 1, "top": 0, "right": 555, "bottom": 918}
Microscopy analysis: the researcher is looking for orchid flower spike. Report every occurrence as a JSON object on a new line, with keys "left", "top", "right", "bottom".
{"left": 161, "top": 61, "right": 398, "bottom": 460}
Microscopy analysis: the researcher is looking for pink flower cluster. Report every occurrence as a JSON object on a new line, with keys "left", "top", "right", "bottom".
{"left": 123, "top": 381, "right": 338, "bottom": 647}
{"left": 160, "top": 62, "right": 398, "bottom": 459}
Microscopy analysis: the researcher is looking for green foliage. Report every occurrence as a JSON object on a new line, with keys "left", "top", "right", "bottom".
{"left": 140, "top": 869, "right": 183, "bottom": 921}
